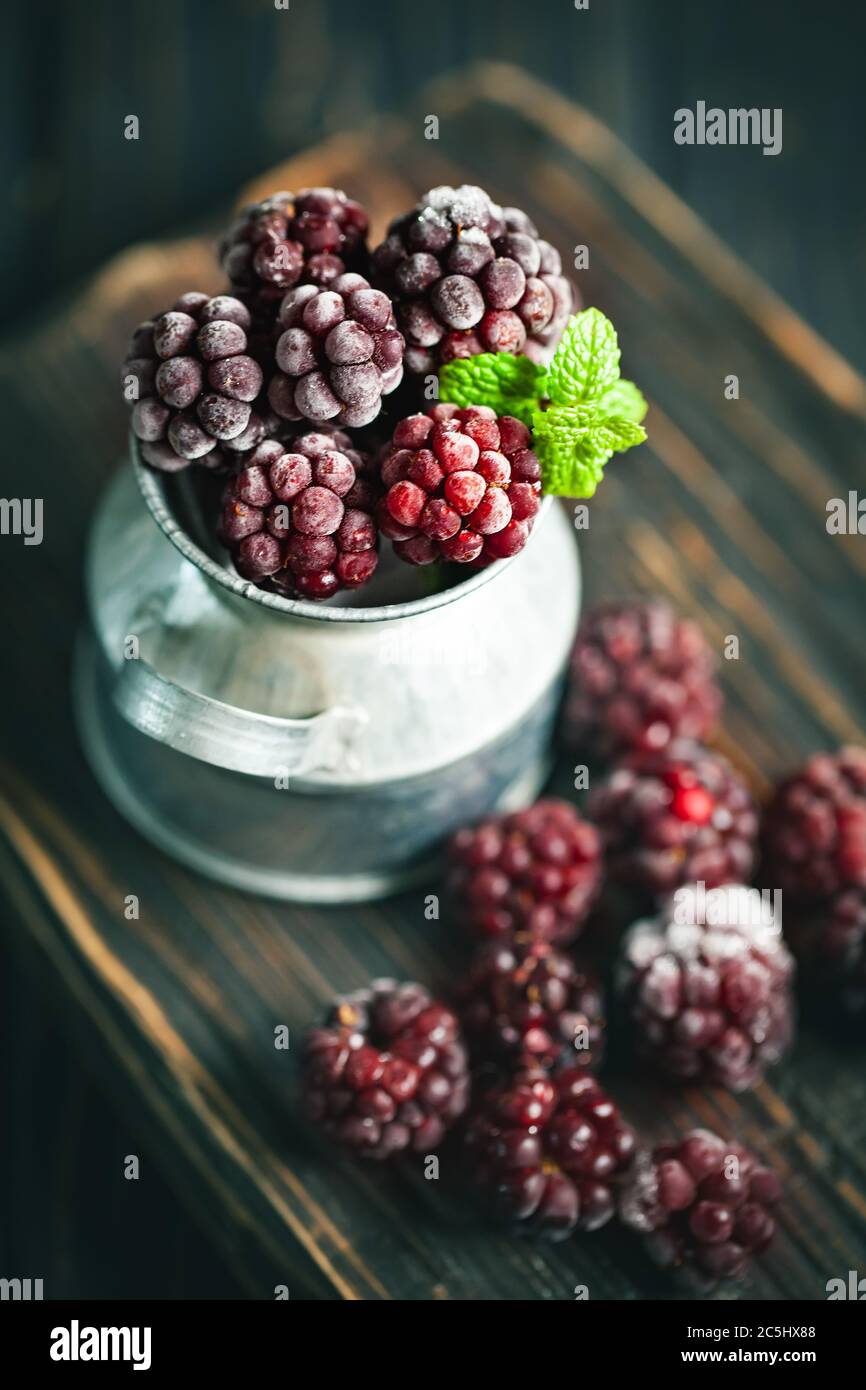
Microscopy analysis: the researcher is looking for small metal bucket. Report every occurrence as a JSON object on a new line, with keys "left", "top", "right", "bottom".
{"left": 74, "top": 440, "right": 580, "bottom": 901}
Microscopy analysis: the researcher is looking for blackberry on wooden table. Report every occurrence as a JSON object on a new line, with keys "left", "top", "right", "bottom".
{"left": 564, "top": 598, "right": 722, "bottom": 760}
{"left": 589, "top": 742, "right": 758, "bottom": 898}
{"left": 761, "top": 746, "right": 866, "bottom": 901}
{"left": 301, "top": 980, "right": 469, "bottom": 1160}
{"left": 459, "top": 939, "right": 605, "bottom": 1072}
{"left": 618, "top": 884, "right": 794, "bottom": 1090}
{"left": 466, "top": 1068, "right": 636, "bottom": 1240}
{"left": 619, "top": 1129, "right": 782, "bottom": 1285}
{"left": 449, "top": 799, "right": 603, "bottom": 945}
{"left": 788, "top": 888, "right": 866, "bottom": 1025}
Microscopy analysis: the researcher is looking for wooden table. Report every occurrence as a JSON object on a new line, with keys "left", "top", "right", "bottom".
{"left": 2, "top": 65, "right": 864, "bottom": 1301}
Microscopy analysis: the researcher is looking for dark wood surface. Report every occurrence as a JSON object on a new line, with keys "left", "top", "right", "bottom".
{"left": 1, "top": 68, "right": 864, "bottom": 1301}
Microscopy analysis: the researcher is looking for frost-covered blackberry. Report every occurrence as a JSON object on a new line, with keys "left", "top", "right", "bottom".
{"left": 371, "top": 184, "right": 576, "bottom": 374}
{"left": 122, "top": 292, "right": 277, "bottom": 471}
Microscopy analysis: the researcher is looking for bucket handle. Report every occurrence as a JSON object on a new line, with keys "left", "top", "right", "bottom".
{"left": 112, "top": 657, "right": 368, "bottom": 779}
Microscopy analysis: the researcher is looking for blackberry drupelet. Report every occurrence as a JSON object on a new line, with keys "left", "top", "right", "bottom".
{"left": 619, "top": 1128, "right": 782, "bottom": 1285}
{"left": 378, "top": 404, "right": 542, "bottom": 567}
{"left": 618, "top": 884, "right": 794, "bottom": 1090}
{"left": 123, "top": 291, "right": 276, "bottom": 472}
{"left": 371, "top": 184, "right": 576, "bottom": 374}
{"left": 761, "top": 746, "right": 866, "bottom": 901}
{"left": 459, "top": 939, "right": 605, "bottom": 1072}
{"left": 301, "top": 979, "right": 470, "bottom": 1159}
{"left": 588, "top": 742, "right": 758, "bottom": 898}
{"left": 218, "top": 428, "right": 379, "bottom": 600}
{"left": 564, "top": 598, "right": 722, "bottom": 760}
{"left": 449, "top": 799, "right": 603, "bottom": 946}
{"left": 466, "top": 1068, "right": 636, "bottom": 1240}
{"left": 220, "top": 188, "right": 369, "bottom": 320}
{"left": 267, "top": 273, "right": 405, "bottom": 428}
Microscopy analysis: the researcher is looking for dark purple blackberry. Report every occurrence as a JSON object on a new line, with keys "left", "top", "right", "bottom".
{"left": 371, "top": 184, "right": 576, "bottom": 374}
{"left": 788, "top": 889, "right": 866, "bottom": 1023}
{"left": 459, "top": 940, "right": 605, "bottom": 1072}
{"left": 467, "top": 1069, "right": 636, "bottom": 1240}
{"left": 266, "top": 273, "right": 404, "bottom": 429}
{"left": 220, "top": 187, "right": 369, "bottom": 320}
{"left": 761, "top": 747, "right": 866, "bottom": 902}
{"left": 588, "top": 742, "right": 758, "bottom": 898}
{"left": 619, "top": 1129, "right": 782, "bottom": 1285}
{"left": 218, "top": 429, "right": 379, "bottom": 600}
{"left": 619, "top": 885, "right": 794, "bottom": 1090}
{"left": 378, "top": 404, "right": 542, "bottom": 567}
{"left": 449, "top": 799, "right": 603, "bottom": 946}
{"left": 564, "top": 599, "right": 722, "bottom": 760}
{"left": 301, "top": 979, "right": 470, "bottom": 1159}
{"left": 122, "top": 291, "right": 278, "bottom": 472}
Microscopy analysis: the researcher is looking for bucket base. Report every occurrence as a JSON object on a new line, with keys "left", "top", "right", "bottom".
{"left": 74, "top": 633, "right": 553, "bottom": 904}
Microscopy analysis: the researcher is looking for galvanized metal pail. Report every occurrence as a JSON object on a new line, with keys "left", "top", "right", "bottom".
{"left": 74, "top": 441, "right": 580, "bottom": 901}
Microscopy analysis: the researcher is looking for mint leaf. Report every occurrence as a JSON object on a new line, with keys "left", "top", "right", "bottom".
{"left": 596, "top": 378, "right": 648, "bottom": 425}
{"left": 530, "top": 405, "right": 598, "bottom": 497}
{"left": 531, "top": 405, "right": 645, "bottom": 498}
{"left": 593, "top": 417, "right": 647, "bottom": 452}
{"left": 435, "top": 309, "right": 648, "bottom": 501}
{"left": 544, "top": 308, "right": 621, "bottom": 407}
{"left": 438, "top": 352, "right": 543, "bottom": 424}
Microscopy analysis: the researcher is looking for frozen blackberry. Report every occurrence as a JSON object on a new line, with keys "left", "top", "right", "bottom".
{"left": 301, "top": 979, "right": 470, "bottom": 1159}
{"left": 266, "top": 273, "right": 405, "bottom": 429}
{"left": 122, "top": 291, "right": 278, "bottom": 472}
{"left": 459, "top": 939, "right": 605, "bottom": 1071}
{"left": 220, "top": 187, "right": 369, "bottom": 320}
{"left": 372, "top": 184, "right": 576, "bottom": 374}
{"left": 619, "top": 885, "right": 794, "bottom": 1090}
{"left": 619, "top": 1129, "right": 782, "bottom": 1285}
{"left": 788, "top": 890, "right": 866, "bottom": 1024}
{"left": 218, "top": 428, "right": 379, "bottom": 600}
{"left": 589, "top": 742, "right": 758, "bottom": 898}
{"left": 761, "top": 747, "right": 866, "bottom": 901}
{"left": 467, "top": 1069, "right": 636, "bottom": 1240}
{"left": 564, "top": 598, "right": 722, "bottom": 760}
{"left": 378, "top": 404, "right": 542, "bottom": 567}
{"left": 449, "top": 799, "right": 602, "bottom": 946}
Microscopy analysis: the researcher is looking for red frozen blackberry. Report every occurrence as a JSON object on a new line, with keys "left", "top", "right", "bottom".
{"left": 122, "top": 291, "right": 277, "bottom": 472}
{"left": 467, "top": 1069, "right": 636, "bottom": 1240}
{"left": 378, "top": 404, "right": 542, "bottom": 567}
{"left": 266, "top": 273, "right": 405, "bottom": 429}
{"left": 459, "top": 939, "right": 605, "bottom": 1071}
{"left": 564, "top": 598, "right": 722, "bottom": 760}
{"left": 301, "top": 979, "right": 470, "bottom": 1159}
{"left": 619, "top": 1129, "right": 782, "bottom": 1285}
{"left": 761, "top": 746, "right": 866, "bottom": 901}
{"left": 589, "top": 742, "right": 758, "bottom": 898}
{"left": 218, "top": 428, "right": 379, "bottom": 600}
{"left": 449, "top": 799, "right": 602, "bottom": 946}
{"left": 619, "top": 885, "right": 794, "bottom": 1090}
{"left": 220, "top": 187, "right": 369, "bottom": 320}
{"left": 372, "top": 184, "right": 576, "bottom": 374}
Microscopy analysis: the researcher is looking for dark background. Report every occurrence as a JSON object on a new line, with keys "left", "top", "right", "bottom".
{"left": 3, "top": 0, "right": 865, "bottom": 365}
{"left": 1, "top": 0, "right": 863, "bottom": 1300}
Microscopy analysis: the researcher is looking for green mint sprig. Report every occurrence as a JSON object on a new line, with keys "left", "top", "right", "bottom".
{"left": 437, "top": 308, "right": 647, "bottom": 498}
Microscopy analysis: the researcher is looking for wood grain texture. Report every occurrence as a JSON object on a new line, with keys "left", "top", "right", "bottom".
{"left": 0, "top": 69, "right": 864, "bottom": 1301}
